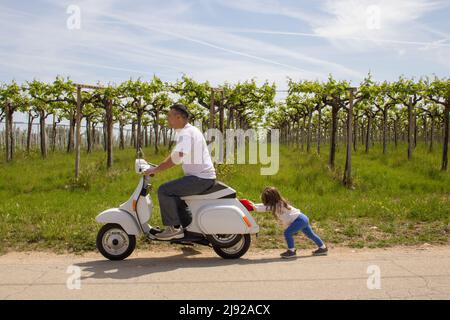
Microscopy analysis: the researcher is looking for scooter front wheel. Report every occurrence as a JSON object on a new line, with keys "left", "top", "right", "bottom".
{"left": 212, "top": 234, "right": 251, "bottom": 259}
{"left": 96, "top": 223, "right": 136, "bottom": 260}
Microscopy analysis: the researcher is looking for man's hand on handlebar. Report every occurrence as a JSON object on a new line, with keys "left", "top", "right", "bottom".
{"left": 144, "top": 167, "right": 157, "bottom": 176}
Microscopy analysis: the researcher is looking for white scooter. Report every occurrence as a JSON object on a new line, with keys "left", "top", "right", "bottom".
{"left": 96, "top": 157, "right": 260, "bottom": 260}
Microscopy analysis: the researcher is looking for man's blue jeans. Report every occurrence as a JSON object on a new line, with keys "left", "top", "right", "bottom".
{"left": 284, "top": 214, "right": 324, "bottom": 249}
{"left": 157, "top": 175, "right": 215, "bottom": 226}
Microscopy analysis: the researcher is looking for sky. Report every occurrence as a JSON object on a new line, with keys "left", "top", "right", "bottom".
{"left": 1, "top": 0, "right": 450, "bottom": 105}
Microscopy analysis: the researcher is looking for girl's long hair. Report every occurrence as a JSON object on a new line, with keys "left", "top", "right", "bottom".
{"left": 260, "top": 186, "right": 291, "bottom": 220}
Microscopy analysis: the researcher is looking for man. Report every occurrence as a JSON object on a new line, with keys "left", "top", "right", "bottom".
{"left": 144, "top": 104, "right": 216, "bottom": 240}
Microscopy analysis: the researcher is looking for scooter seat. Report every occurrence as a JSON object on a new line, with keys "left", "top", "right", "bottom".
{"left": 181, "top": 181, "right": 237, "bottom": 200}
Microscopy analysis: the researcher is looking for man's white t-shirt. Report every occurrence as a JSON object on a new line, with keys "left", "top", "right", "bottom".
{"left": 172, "top": 123, "right": 216, "bottom": 179}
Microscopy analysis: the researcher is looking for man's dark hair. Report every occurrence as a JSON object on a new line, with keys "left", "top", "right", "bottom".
{"left": 170, "top": 104, "right": 190, "bottom": 119}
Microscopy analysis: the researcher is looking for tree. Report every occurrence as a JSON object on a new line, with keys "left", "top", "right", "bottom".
{"left": 321, "top": 76, "right": 351, "bottom": 169}
{"left": 27, "top": 76, "right": 94, "bottom": 154}
{"left": 388, "top": 77, "right": 424, "bottom": 160}
{"left": 81, "top": 102, "right": 103, "bottom": 153}
{"left": 287, "top": 79, "right": 324, "bottom": 153}
{"left": 118, "top": 77, "right": 168, "bottom": 154}
{"left": 343, "top": 88, "right": 356, "bottom": 187}
{"left": 172, "top": 75, "right": 215, "bottom": 126}
{"left": 114, "top": 102, "right": 132, "bottom": 150}
{"left": 91, "top": 85, "right": 117, "bottom": 168}
{"left": 26, "top": 108, "right": 38, "bottom": 153}
{"left": 143, "top": 78, "right": 172, "bottom": 154}
{"left": 222, "top": 80, "right": 275, "bottom": 131}
{"left": 372, "top": 81, "right": 396, "bottom": 154}
{"left": 285, "top": 95, "right": 307, "bottom": 148}
{"left": 425, "top": 76, "right": 450, "bottom": 171}
{"left": 0, "top": 81, "right": 28, "bottom": 161}
{"left": 27, "top": 81, "right": 61, "bottom": 158}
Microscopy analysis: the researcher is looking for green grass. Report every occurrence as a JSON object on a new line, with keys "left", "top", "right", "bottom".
{"left": 0, "top": 141, "right": 449, "bottom": 254}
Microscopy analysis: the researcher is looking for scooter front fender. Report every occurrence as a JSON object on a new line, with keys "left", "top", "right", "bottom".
{"left": 96, "top": 208, "right": 141, "bottom": 235}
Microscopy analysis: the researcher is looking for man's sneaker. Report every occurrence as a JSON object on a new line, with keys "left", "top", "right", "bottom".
{"left": 312, "top": 247, "right": 328, "bottom": 256}
{"left": 280, "top": 249, "right": 297, "bottom": 259}
{"left": 155, "top": 226, "right": 184, "bottom": 240}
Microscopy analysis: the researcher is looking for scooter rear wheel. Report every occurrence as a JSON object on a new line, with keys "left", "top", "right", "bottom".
{"left": 97, "top": 223, "right": 136, "bottom": 260}
{"left": 206, "top": 234, "right": 243, "bottom": 248}
{"left": 212, "top": 234, "right": 251, "bottom": 259}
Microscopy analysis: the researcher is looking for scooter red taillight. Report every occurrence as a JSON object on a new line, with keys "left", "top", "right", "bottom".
{"left": 239, "top": 199, "right": 254, "bottom": 211}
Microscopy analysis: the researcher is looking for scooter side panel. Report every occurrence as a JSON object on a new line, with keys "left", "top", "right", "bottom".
{"left": 198, "top": 205, "right": 249, "bottom": 234}
{"left": 184, "top": 198, "right": 260, "bottom": 234}
{"left": 184, "top": 199, "right": 236, "bottom": 233}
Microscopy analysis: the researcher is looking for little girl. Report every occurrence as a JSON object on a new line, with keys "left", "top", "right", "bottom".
{"left": 251, "top": 186, "right": 328, "bottom": 259}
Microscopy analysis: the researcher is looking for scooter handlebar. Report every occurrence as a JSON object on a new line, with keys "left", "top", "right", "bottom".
{"left": 136, "top": 159, "right": 157, "bottom": 176}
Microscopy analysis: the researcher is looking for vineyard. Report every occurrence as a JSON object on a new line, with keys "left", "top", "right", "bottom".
{"left": 0, "top": 74, "right": 449, "bottom": 252}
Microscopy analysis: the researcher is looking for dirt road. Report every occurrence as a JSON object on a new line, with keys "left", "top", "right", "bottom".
{"left": 1, "top": 245, "right": 449, "bottom": 299}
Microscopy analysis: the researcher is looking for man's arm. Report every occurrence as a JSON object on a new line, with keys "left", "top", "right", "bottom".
{"left": 145, "top": 132, "right": 190, "bottom": 175}
{"left": 144, "top": 152, "right": 184, "bottom": 175}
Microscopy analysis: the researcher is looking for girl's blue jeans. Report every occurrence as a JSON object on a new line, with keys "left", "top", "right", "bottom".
{"left": 284, "top": 214, "right": 324, "bottom": 249}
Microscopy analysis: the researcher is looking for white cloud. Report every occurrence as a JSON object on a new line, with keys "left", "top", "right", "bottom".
{"left": 215, "top": 0, "right": 320, "bottom": 25}
{"left": 0, "top": 0, "right": 448, "bottom": 90}
{"left": 218, "top": 0, "right": 450, "bottom": 51}
{"left": 311, "top": 0, "right": 447, "bottom": 50}
{"left": 0, "top": 0, "right": 363, "bottom": 88}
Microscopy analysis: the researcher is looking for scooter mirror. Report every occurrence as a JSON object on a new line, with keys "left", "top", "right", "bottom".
{"left": 137, "top": 147, "right": 145, "bottom": 159}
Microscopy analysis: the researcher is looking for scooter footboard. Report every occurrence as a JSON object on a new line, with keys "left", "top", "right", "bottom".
{"left": 198, "top": 205, "right": 259, "bottom": 234}
{"left": 96, "top": 208, "right": 144, "bottom": 235}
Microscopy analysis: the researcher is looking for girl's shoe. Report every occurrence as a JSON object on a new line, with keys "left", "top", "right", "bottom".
{"left": 280, "top": 249, "right": 297, "bottom": 259}
{"left": 312, "top": 247, "right": 328, "bottom": 256}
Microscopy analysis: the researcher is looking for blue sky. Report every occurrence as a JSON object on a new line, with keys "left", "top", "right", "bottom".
{"left": 1, "top": 0, "right": 450, "bottom": 99}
